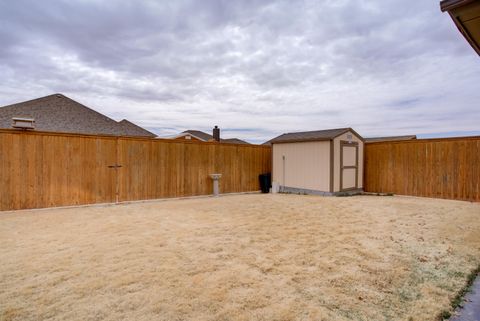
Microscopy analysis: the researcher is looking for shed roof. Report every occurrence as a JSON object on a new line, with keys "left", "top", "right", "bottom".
{"left": 0, "top": 94, "right": 156, "bottom": 137}
{"left": 269, "top": 127, "right": 363, "bottom": 144}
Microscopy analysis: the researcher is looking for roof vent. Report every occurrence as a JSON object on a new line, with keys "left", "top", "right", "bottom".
{"left": 12, "top": 117, "right": 35, "bottom": 130}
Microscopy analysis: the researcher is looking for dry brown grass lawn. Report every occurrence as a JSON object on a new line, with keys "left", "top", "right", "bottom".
{"left": 1, "top": 194, "right": 479, "bottom": 321}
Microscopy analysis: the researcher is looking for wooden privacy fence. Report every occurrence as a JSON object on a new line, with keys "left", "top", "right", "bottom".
{"left": 0, "top": 129, "right": 272, "bottom": 211}
{"left": 364, "top": 136, "right": 480, "bottom": 202}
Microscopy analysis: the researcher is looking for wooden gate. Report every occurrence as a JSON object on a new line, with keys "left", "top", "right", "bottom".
{"left": 0, "top": 131, "right": 117, "bottom": 210}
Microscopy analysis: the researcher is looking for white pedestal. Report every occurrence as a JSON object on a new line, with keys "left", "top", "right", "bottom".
{"left": 209, "top": 174, "right": 222, "bottom": 196}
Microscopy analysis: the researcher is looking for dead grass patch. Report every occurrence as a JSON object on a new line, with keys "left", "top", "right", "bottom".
{"left": 1, "top": 194, "right": 479, "bottom": 321}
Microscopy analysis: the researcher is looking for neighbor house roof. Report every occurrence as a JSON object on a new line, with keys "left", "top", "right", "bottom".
{"left": 440, "top": 0, "right": 480, "bottom": 55}
{"left": 365, "top": 135, "right": 417, "bottom": 143}
{"left": 269, "top": 128, "right": 363, "bottom": 144}
{"left": 117, "top": 119, "right": 156, "bottom": 137}
{"left": 0, "top": 94, "right": 156, "bottom": 137}
{"left": 182, "top": 130, "right": 214, "bottom": 141}
{"left": 221, "top": 138, "right": 250, "bottom": 145}
{"left": 171, "top": 129, "right": 250, "bottom": 144}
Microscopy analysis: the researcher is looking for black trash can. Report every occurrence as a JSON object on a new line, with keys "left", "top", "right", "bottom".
{"left": 259, "top": 173, "right": 271, "bottom": 193}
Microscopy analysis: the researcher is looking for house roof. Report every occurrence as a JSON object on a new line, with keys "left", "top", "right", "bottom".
{"left": 0, "top": 94, "right": 156, "bottom": 137}
{"left": 440, "top": 0, "right": 480, "bottom": 55}
{"left": 221, "top": 138, "right": 250, "bottom": 145}
{"left": 269, "top": 127, "right": 362, "bottom": 144}
{"left": 365, "top": 135, "right": 417, "bottom": 143}
{"left": 174, "top": 129, "right": 250, "bottom": 144}
{"left": 117, "top": 119, "right": 156, "bottom": 137}
{"left": 440, "top": 0, "right": 475, "bottom": 11}
{"left": 182, "top": 130, "right": 214, "bottom": 141}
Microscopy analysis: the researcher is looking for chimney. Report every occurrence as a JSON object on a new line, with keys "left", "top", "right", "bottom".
{"left": 213, "top": 125, "right": 220, "bottom": 142}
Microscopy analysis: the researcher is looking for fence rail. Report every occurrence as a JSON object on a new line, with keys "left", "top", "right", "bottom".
{"left": 0, "top": 130, "right": 272, "bottom": 211}
{"left": 364, "top": 136, "right": 480, "bottom": 202}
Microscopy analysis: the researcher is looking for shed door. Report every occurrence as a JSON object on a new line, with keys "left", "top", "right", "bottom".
{"left": 340, "top": 142, "right": 358, "bottom": 191}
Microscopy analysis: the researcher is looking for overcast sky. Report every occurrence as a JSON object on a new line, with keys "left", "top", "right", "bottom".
{"left": 0, "top": 0, "right": 479, "bottom": 143}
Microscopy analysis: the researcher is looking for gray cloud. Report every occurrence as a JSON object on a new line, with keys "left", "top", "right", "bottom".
{"left": 0, "top": 0, "right": 479, "bottom": 143}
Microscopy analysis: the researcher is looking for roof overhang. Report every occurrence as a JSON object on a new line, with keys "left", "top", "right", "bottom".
{"left": 271, "top": 137, "right": 332, "bottom": 144}
{"left": 440, "top": 0, "right": 480, "bottom": 55}
{"left": 271, "top": 128, "right": 365, "bottom": 144}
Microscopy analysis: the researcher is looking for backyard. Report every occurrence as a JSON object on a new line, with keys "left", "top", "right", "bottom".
{"left": 1, "top": 194, "right": 479, "bottom": 321}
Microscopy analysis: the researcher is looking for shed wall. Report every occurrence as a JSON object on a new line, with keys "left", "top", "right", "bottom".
{"left": 333, "top": 131, "right": 364, "bottom": 192}
{"left": 272, "top": 141, "right": 330, "bottom": 192}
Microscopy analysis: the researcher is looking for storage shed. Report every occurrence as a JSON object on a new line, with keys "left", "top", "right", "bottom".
{"left": 271, "top": 128, "right": 364, "bottom": 195}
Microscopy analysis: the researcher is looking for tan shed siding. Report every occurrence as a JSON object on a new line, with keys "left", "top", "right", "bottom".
{"left": 272, "top": 141, "right": 330, "bottom": 191}
{"left": 333, "top": 131, "right": 364, "bottom": 192}
{"left": 343, "top": 146, "right": 356, "bottom": 166}
{"left": 342, "top": 168, "right": 356, "bottom": 189}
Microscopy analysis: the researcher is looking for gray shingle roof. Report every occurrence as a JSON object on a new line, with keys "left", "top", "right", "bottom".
{"left": 181, "top": 130, "right": 250, "bottom": 144}
{"left": 269, "top": 128, "right": 356, "bottom": 144}
{"left": 0, "top": 94, "right": 156, "bottom": 137}
{"left": 117, "top": 119, "right": 156, "bottom": 137}
{"left": 365, "top": 135, "right": 417, "bottom": 143}
{"left": 221, "top": 138, "right": 250, "bottom": 145}
{"left": 182, "top": 130, "right": 213, "bottom": 141}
